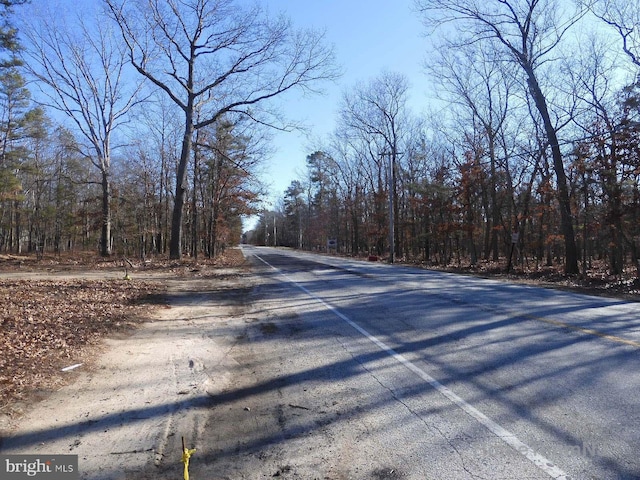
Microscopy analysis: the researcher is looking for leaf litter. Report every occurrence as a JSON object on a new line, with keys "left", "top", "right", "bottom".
{"left": 0, "top": 248, "right": 248, "bottom": 419}
{"left": 0, "top": 278, "right": 162, "bottom": 415}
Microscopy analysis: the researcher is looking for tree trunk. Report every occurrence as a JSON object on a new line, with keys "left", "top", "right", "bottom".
{"left": 100, "top": 170, "right": 111, "bottom": 257}
{"left": 524, "top": 67, "right": 579, "bottom": 274}
{"left": 489, "top": 138, "right": 500, "bottom": 262}
{"left": 169, "top": 111, "right": 194, "bottom": 260}
{"left": 14, "top": 200, "right": 21, "bottom": 254}
{"left": 191, "top": 136, "right": 201, "bottom": 260}
{"left": 156, "top": 142, "right": 167, "bottom": 255}
{"left": 609, "top": 185, "right": 624, "bottom": 275}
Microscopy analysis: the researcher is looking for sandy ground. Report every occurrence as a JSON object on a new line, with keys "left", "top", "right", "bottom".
{"left": 0, "top": 269, "right": 254, "bottom": 479}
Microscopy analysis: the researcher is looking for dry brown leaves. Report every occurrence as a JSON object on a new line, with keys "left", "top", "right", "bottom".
{"left": 0, "top": 279, "right": 163, "bottom": 413}
{"left": 0, "top": 248, "right": 249, "bottom": 274}
{"left": 423, "top": 259, "right": 640, "bottom": 300}
{"left": 0, "top": 248, "right": 248, "bottom": 415}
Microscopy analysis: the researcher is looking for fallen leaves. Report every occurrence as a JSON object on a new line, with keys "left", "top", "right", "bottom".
{"left": 0, "top": 279, "right": 162, "bottom": 413}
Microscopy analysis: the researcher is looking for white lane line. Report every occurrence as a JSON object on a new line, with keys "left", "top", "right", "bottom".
{"left": 254, "top": 252, "right": 569, "bottom": 480}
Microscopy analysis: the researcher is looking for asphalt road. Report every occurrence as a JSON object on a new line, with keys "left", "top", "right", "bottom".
{"left": 235, "top": 245, "right": 640, "bottom": 480}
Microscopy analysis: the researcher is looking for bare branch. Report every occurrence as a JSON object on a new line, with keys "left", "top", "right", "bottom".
{"left": 585, "top": 0, "right": 640, "bottom": 68}
{"left": 104, "top": 0, "right": 339, "bottom": 258}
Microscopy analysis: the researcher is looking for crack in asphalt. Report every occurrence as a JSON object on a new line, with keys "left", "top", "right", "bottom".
{"left": 335, "top": 331, "right": 489, "bottom": 480}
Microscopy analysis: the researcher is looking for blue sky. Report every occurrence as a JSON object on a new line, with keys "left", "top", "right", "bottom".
{"left": 20, "top": 0, "right": 432, "bottom": 222}
{"left": 262, "top": 0, "right": 432, "bottom": 205}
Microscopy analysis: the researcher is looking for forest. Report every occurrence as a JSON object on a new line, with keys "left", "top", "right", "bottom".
{"left": 0, "top": 0, "right": 337, "bottom": 260}
{"left": 2, "top": 1, "right": 640, "bottom": 278}
{"left": 249, "top": 1, "right": 640, "bottom": 277}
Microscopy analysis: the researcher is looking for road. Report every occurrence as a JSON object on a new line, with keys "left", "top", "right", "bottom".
{"left": 231, "top": 245, "right": 640, "bottom": 479}
{"left": 2, "top": 246, "right": 639, "bottom": 479}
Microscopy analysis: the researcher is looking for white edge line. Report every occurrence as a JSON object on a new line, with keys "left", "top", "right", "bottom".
{"left": 254, "top": 252, "right": 569, "bottom": 480}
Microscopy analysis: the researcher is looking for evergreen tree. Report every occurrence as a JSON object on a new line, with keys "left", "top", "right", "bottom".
{"left": 0, "top": 0, "right": 26, "bottom": 68}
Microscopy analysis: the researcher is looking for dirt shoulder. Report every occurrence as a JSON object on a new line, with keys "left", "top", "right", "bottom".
{"left": 0, "top": 249, "right": 256, "bottom": 479}
{"left": 0, "top": 249, "right": 248, "bottom": 428}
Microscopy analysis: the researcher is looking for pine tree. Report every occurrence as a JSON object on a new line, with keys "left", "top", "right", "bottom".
{"left": 0, "top": 0, "right": 26, "bottom": 68}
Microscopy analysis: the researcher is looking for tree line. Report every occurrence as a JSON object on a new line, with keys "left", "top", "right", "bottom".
{"left": 249, "top": 0, "right": 640, "bottom": 276}
{"left": 0, "top": 0, "right": 338, "bottom": 259}
{"left": 3, "top": 1, "right": 640, "bottom": 277}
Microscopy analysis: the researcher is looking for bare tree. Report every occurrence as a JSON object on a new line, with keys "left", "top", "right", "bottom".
{"left": 340, "top": 71, "right": 410, "bottom": 262}
{"left": 584, "top": 0, "right": 640, "bottom": 68}
{"left": 416, "top": 0, "right": 585, "bottom": 273}
{"left": 428, "top": 43, "right": 517, "bottom": 261}
{"left": 563, "top": 34, "right": 640, "bottom": 274}
{"left": 106, "top": 0, "right": 339, "bottom": 259}
{"left": 20, "top": 6, "right": 145, "bottom": 256}
{"left": 134, "top": 93, "right": 183, "bottom": 255}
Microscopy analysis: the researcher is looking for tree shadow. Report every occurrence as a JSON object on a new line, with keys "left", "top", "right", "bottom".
{"left": 2, "top": 250, "right": 639, "bottom": 479}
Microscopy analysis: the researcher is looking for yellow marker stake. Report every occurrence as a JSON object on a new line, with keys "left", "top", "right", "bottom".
{"left": 181, "top": 437, "right": 196, "bottom": 480}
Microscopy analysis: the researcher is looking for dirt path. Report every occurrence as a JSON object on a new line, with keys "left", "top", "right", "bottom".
{"left": 0, "top": 268, "right": 255, "bottom": 479}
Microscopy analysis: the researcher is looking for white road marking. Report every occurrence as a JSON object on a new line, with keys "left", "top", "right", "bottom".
{"left": 254, "top": 252, "right": 569, "bottom": 480}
